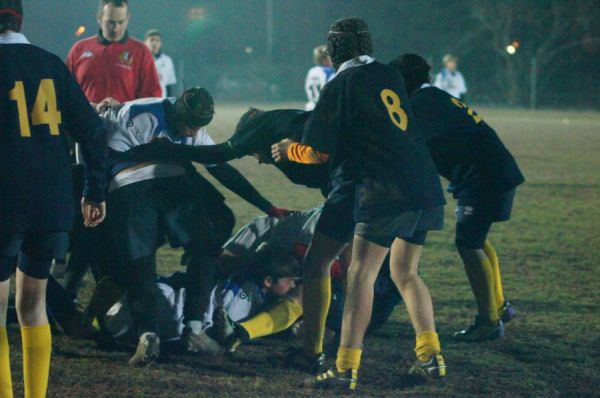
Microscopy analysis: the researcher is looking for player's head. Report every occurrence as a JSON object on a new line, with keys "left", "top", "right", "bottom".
{"left": 255, "top": 243, "right": 300, "bottom": 297}
{"left": 389, "top": 53, "right": 431, "bottom": 95}
{"left": 0, "top": 0, "right": 23, "bottom": 33}
{"left": 231, "top": 107, "right": 274, "bottom": 164}
{"left": 97, "top": 0, "right": 129, "bottom": 43}
{"left": 313, "top": 45, "right": 332, "bottom": 67}
{"left": 145, "top": 28, "right": 162, "bottom": 55}
{"left": 171, "top": 87, "right": 215, "bottom": 137}
{"left": 326, "top": 17, "right": 372, "bottom": 70}
{"left": 443, "top": 54, "right": 458, "bottom": 71}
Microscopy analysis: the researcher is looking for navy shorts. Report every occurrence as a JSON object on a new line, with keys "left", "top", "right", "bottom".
{"left": 455, "top": 188, "right": 516, "bottom": 249}
{"left": 109, "top": 176, "right": 219, "bottom": 261}
{"left": 314, "top": 179, "right": 355, "bottom": 243}
{"left": 355, "top": 206, "right": 445, "bottom": 248}
{"left": 0, "top": 230, "right": 68, "bottom": 281}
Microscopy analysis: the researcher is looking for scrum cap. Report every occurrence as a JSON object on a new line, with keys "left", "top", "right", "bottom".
{"left": 326, "top": 17, "right": 372, "bottom": 69}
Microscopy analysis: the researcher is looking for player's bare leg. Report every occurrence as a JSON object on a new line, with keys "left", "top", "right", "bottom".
{"left": 16, "top": 269, "right": 51, "bottom": 398}
{"left": 301, "top": 232, "right": 348, "bottom": 367}
{"left": 389, "top": 239, "right": 444, "bottom": 380}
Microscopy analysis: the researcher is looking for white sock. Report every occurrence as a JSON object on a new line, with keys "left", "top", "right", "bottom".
{"left": 187, "top": 320, "right": 204, "bottom": 334}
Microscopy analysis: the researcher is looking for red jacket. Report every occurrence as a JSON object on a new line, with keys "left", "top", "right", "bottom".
{"left": 66, "top": 32, "right": 162, "bottom": 103}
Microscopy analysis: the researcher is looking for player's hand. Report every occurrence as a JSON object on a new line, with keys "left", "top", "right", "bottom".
{"left": 81, "top": 198, "right": 107, "bottom": 228}
{"left": 267, "top": 206, "right": 293, "bottom": 219}
{"left": 95, "top": 97, "right": 120, "bottom": 113}
{"left": 271, "top": 139, "right": 295, "bottom": 163}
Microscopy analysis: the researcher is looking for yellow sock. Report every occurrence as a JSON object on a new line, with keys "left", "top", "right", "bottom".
{"left": 415, "top": 331, "right": 441, "bottom": 362}
{"left": 302, "top": 276, "right": 331, "bottom": 356}
{"left": 484, "top": 240, "right": 505, "bottom": 309}
{"left": 239, "top": 298, "right": 302, "bottom": 340}
{"left": 21, "top": 324, "right": 51, "bottom": 398}
{"left": 465, "top": 254, "right": 500, "bottom": 324}
{"left": 0, "top": 327, "right": 13, "bottom": 398}
{"left": 336, "top": 347, "right": 362, "bottom": 372}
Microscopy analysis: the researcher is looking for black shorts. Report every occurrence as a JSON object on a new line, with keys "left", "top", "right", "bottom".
{"left": 0, "top": 230, "right": 68, "bottom": 281}
{"left": 109, "top": 176, "right": 218, "bottom": 261}
{"left": 314, "top": 179, "right": 355, "bottom": 243}
{"left": 455, "top": 188, "right": 516, "bottom": 249}
{"left": 354, "top": 206, "right": 444, "bottom": 248}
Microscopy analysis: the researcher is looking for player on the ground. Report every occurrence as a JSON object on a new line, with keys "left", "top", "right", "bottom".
{"left": 271, "top": 17, "right": 447, "bottom": 390}
{"left": 144, "top": 29, "right": 177, "bottom": 98}
{"left": 390, "top": 53, "right": 525, "bottom": 341}
{"left": 103, "top": 87, "right": 286, "bottom": 366}
{"left": 305, "top": 45, "right": 335, "bottom": 111}
{"left": 0, "top": 1, "right": 108, "bottom": 396}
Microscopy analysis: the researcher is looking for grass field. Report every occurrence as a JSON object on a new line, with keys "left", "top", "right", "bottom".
{"left": 6, "top": 105, "right": 600, "bottom": 397}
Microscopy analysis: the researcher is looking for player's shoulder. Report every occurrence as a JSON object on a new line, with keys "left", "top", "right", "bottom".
{"left": 126, "top": 36, "right": 153, "bottom": 52}
{"left": 70, "top": 35, "right": 98, "bottom": 50}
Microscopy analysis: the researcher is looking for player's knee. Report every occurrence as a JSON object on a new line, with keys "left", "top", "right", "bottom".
{"left": 346, "top": 261, "right": 379, "bottom": 286}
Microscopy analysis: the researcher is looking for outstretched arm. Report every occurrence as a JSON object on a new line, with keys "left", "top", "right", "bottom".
{"left": 207, "top": 163, "right": 289, "bottom": 218}
{"left": 120, "top": 139, "right": 241, "bottom": 164}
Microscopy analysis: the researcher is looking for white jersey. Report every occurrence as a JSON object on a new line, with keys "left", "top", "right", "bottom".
{"left": 222, "top": 207, "right": 322, "bottom": 264}
{"left": 433, "top": 68, "right": 467, "bottom": 99}
{"left": 104, "top": 282, "right": 186, "bottom": 342}
{"left": 101, "top": 98, "right": 215, "bottom": 190}
{"left": 153, "top": 53, "right": 177, "bottom": 98}
{"left": 304, "top": 66, "right": 335, "bottom": 111}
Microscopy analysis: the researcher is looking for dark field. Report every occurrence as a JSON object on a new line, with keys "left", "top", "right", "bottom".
{"left": 6, "top": 105, "right": 600, "bottom": 397}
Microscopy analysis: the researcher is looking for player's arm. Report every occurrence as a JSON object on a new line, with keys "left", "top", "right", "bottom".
{"left": 271, "top": 139, "right": 329, "bottom": 164}
{"left": 207, "top": 163, "right": 290, "bottom": 218}
{"left": 62, "top": 68, "right": 109, "bottom": 227}
{"left": 118, "top": 138, "right": 240, "bottom": 164}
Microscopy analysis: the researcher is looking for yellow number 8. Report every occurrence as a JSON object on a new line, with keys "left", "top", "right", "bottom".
{"left": 380, "top": 89, "right": 408, "bottom": 131}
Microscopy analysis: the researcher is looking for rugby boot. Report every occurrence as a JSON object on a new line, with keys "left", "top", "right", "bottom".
{"left": 129, "top": 332, "right": 160, "bottom": 366}
{"left": 454, "top": 315, "right": 504, "bottom": 342}
{"left": 408, "top": 353, "right": 447, "bottom": 381}
{"left": 305, "top": 368, "right": 358, "bottom": 391}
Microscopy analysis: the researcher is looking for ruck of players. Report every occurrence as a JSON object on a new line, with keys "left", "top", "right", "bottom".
{"left": 1, "top": 1, "right": 531, "bottom": 396}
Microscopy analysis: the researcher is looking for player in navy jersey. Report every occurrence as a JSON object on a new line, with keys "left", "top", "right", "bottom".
{"left": 390, "top": 53, "right": 525, "bottom": 342}
{"left": 121, "top": 107, "right": 330, "bottom": 195}
{"left": 0, "top": 1, "right": 108, "bottom": 395}
{"left": 270, "top": 18, "right": 447, "bottom": 389}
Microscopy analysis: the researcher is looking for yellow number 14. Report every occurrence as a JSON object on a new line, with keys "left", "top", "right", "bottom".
{"left": 9, "top": 79, "right": 62, "bottom": 138}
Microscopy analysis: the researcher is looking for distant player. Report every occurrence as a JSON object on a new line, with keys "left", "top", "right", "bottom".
{"left": 433, "top": 54, "right": 467, "bottom": 100}
{"left": 0, "top": 1, "right": 108, "bottom": 396}
{"left": 272, "top": 17, "right": 447, "bottom": 390}
{"left": 304, "top": 45, "right": 335, "bottom": 111}
{"left": 145, "top": 29, "right": 177, "bottom": 98}
{"left": 390, "top": 53, "right": 525, "bottom": 341}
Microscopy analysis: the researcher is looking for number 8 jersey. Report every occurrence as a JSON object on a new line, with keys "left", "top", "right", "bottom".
{"left": 301, "top": 58, "right": 445, "bottom": 222}
{"left": 0, "top": 33, "right": 108, "bottom": 232}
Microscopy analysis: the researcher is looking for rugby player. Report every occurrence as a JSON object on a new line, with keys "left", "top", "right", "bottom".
{"left": 304, "top": 45, "right": 335, "bottom": 111}
{"left": 272, "top": 17, "right": 447, "bottom": 390}
{"left": 390, "top": 53, "right": 525, "bottom": 341}
{"left": 102, "top": 88, "right": 285, "bottom": 366}
{"left": 0, "top": 1, "right": 108, "bottom": 395}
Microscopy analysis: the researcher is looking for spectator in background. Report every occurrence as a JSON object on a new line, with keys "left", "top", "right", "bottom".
{"left": 145, "top": 29, "right": 177, "bottom": 98}
{"left": 59, "top": 0, "right": 162, "bottom": 301}
{"left": 66, "top": 0, "right": 162, "bottom": 110}
{"left": 434, "top": 54, "right": 467, "bottom": 100}
{"left": 304, "top": 45, "right": 335, "bottom": 111}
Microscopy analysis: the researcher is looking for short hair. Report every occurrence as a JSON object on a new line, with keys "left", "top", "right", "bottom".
{"left": 98, "top": 0, "right": 128, "bottom": 14}
{"left": 145, "top": 28, "right": 161, "bottom": 39}
{"left": 313, "top": 45, "right": 329, "bottom": 65}
{"left": 443, "top": 54, "right": 458, "bottom": 63}
{"left": 254, "top": 243, "right": 301, "bottom": 282}
{"left": 0, "top": 0, "right": 23, "bottom": 33}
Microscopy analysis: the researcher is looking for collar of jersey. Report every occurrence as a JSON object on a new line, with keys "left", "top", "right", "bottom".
{"left": 420, "top": 83, "right": 432, "bottom": 89}
{"left": 336, "top": 55, "right": 375, "bottom": 75}
{"left": 0, "top": 32, "right": 29, "bottom": 44}
{"left": 97, "top": 30, "right": 129, "bottom": 45}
